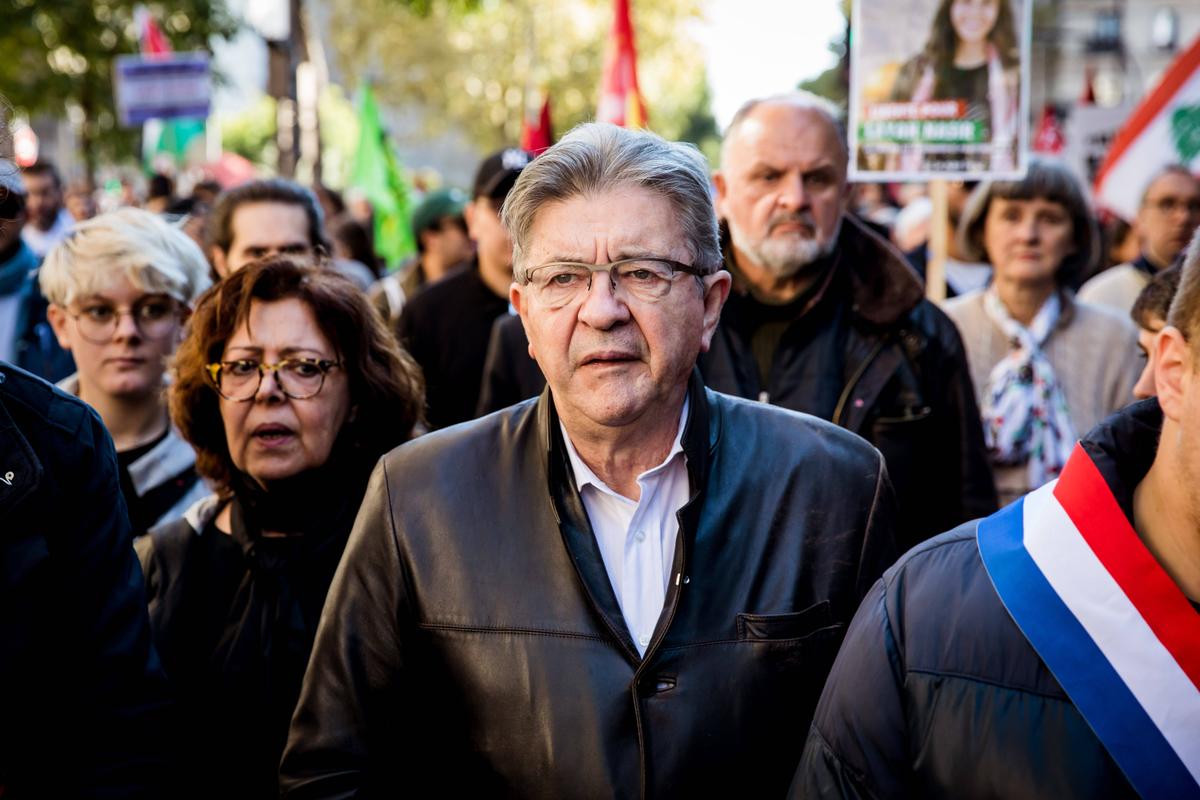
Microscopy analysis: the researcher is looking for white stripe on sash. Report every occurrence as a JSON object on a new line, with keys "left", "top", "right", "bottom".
{"left": 1023, "top": 483, "right": 1200, "bottom": 783}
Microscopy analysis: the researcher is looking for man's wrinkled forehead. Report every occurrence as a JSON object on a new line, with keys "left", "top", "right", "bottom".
{"left": 723, "top": 103, "right": 847, "bottom": 173}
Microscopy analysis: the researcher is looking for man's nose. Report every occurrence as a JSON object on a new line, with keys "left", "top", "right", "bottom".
{"left": 777, "top": 174, "right": 806, "bottom": 212}
{"left": 577, "top": 268, "right": 631, "bottom": 330}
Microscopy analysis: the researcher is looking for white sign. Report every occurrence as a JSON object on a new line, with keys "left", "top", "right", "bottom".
{"left": 1063, "top": 103, "right": 1133, "bottom": 200}
{"left": 114, "top": 53, "right": 211, "bottom": 127}
{"left": 848, "top": 0, "right": 1033, "bottom": 181}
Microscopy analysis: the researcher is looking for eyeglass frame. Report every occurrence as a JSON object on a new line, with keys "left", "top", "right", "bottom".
{"left": 1145, "top": 196, "right": 1200, "bottom": 216}
{"left": 204, "top": 357, "right": 343, "bottom": 402}
{"left": 520, "top": 257, "right": 709, "bottom": 307}
{"left": 65, "top": 296, "right": 186, "bottom": 344}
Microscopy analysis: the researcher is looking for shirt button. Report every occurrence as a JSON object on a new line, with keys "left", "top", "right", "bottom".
{"left": 639, "top": 634, "right": 650, "bottom": 647}
{"left": 633, "top": 529, "right": 646, "bottom": 543}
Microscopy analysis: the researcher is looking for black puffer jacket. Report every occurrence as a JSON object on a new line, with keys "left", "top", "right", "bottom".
{"left": 281, "top": 374, "right": 898, "bottom": 798}
{"left": 0, "top": 362, "right": 171, "bottom": 797}
{"left": 700, "top": 216, "right": 996, "bottom": 550}
{"left": 791, "top": 401, "right": 1166, "bottom": 799}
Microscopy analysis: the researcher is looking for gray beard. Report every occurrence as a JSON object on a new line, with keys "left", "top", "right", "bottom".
{"left": 729, "top": 215, "right": 842, "bottom": 278}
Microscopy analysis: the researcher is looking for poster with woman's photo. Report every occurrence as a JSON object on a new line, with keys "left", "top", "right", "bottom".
{"left": 849, "top": 0, "right": 1032, "bottom": 181}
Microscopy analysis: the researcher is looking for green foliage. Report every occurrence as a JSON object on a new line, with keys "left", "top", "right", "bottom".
{"left": 0, "top": 0, "right": 238, "bottom": 175}
{"left": 798, "top": 1, "right": 849, "bottom": 112}
{"left": 220, "top": 95, "right": 278, "bottom": 167}
{"left": 327, "top": 0, "right": 713, "bottom": 156}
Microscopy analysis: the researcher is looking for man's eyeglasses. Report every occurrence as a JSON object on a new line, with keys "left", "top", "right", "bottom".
{"left": 522, "top": 257, "right": 707, "bottom": 309}
{"left": 1147, "top": 197, "right": 1200, "bottom": 216}
{"left": 69, "top": 297, "right": 183, "bottom": 344}
{"left": 205, "top": 358, "right": 341, "bottom": 402}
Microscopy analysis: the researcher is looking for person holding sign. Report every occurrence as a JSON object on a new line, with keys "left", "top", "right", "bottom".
{"left": 793, "top": 231, "right": 1200, "bottom": 799}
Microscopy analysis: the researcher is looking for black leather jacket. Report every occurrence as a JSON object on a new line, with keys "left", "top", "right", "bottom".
{"left": 792, "top": 401, "right": 1165, "bottom": 799}
{"left": 700, "top": 216, "right": 997, "bottom": 551}
{"left": 0, "top": 362, "right": 171, "bottom": 797}
{"left": 281, "top": 375, "right": 899, "bottom": 798}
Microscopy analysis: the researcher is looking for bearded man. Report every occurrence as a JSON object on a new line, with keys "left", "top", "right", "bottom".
{"left": 703, "top": 91, "right": 996, "bottom": 549}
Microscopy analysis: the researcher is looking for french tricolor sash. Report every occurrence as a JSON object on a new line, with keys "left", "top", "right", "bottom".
{"left": 978, "top": 444, "right": 1200, "bottom": 800}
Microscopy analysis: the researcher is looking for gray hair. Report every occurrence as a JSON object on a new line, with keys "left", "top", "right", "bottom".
{"left": 720, "top": 91, "right": 848, "bottom": 168}
{"left": 502, "top": 123, "right": 721, "bottom": 282}
{"left": 957, "top": 157, "right": 1099, "bottom": 287}
{"left": 1139, "top": 164, "right": 1200, "bottom": 209}
{"left": 40, "top": 207, "right": 212, "bottom": 307}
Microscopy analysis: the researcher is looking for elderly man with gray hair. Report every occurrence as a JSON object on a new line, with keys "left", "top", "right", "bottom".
{"left": 280, "top": 123, "right": 898, "bottom": 797}
{"left": 705, "top": 91, "right": 995, "bottom": 551}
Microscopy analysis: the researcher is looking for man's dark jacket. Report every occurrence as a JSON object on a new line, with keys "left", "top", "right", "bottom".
{"left": 281, "top": 374, "right": 899, "bottom": 798}
{"left": 0, "top": 362, "right": 171, "bottom": 797}
{"left": 792, "top": 401, "right": 1167, "bottom": 799}
{"left": 396, "top": 257, "right": 509, "bottom": 429}
{"left": 700, "top": 215, "right": 996, "bottom": 550}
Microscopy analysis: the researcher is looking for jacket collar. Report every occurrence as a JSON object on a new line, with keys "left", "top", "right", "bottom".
{"left": 56, "top": 372, "right": 195, "bottom": 497}
{"left": 721, "top": 213, "right": 926, "bottom": 329}
{"left": 537, "top": 369, "right": 713, "bottom": 479}
{"left": 1077, "top": 398, "right": 1162, "bottom": 524}
{"left": 536, "top": 370, "right": 713, "bottom": 663}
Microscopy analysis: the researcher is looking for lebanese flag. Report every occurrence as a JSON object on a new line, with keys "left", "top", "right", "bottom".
{"left": 597, "top": 0, "right": 647, "bottom": 128}
{"left": 1094, "top": 35, "right": 1200, "bottom": 221}
{"left": 521, "top": 94, "right": 554, "bottom": 154}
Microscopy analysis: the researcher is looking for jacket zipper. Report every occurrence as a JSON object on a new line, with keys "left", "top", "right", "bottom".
{"left": 832, "top": 338, "right": 888, "bottom": 427}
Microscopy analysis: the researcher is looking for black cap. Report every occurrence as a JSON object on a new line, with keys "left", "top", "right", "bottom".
{"left": 472, "top": 147, "right": 534, "bottom": 201}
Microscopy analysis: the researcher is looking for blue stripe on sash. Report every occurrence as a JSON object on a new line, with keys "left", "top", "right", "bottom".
{"left": 978, "top": 499, "right": 1199, "bottom": 800}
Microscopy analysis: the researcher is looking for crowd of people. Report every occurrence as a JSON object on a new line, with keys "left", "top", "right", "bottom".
{"left": 1, "top": 89, "right": 1198, "bottom": 798}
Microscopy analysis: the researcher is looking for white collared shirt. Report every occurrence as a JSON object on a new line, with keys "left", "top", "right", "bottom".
{"left": 560, "top": 398, "right": 691, "bottom": 656}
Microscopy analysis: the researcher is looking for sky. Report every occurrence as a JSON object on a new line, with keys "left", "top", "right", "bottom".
{"left": 694, "top": 0, "right": 846, "bottom": 129}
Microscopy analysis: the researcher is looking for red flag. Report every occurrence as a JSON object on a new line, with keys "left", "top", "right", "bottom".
{"left": 597, "top": 0, "right": 647, "bottom": 128}
{"left": 1033, "top": 104, "right": 1065, "bottom": 154}
{"left": 136, "top": 6, "right": 171, "bottom": 57}
{"left": 521, "top": 95, "right": 554, "bottom": 154}
{"left": 1079, "top": 66, "right": 1096, "bottom": 105}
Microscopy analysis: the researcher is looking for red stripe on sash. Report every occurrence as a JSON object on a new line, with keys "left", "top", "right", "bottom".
{"left": 1053, "top": 445, "right": 1200, "bottom": 692}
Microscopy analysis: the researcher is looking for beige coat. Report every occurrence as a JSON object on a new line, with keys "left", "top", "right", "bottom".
{"left": 944, "top": 289, "right": 1141, "bottom": 504}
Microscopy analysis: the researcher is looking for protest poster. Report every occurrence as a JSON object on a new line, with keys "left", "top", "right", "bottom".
{"left": 849, "top": 0, "right": 1033, "bottom": 181}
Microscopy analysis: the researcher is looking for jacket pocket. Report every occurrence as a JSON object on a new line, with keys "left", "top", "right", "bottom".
{"left": 736, "top": 600, "right": 834, "bottom": 641}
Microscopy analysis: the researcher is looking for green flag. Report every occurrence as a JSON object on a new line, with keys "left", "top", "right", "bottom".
{"left": 351, "top": 84, "right": 415, "bottom": 269}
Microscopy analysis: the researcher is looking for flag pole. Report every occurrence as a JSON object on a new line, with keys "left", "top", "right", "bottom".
{"left": 926, "top": 180, "right": 948, "bottom": 303}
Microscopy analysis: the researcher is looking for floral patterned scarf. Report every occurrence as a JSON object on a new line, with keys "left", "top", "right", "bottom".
{"left": 981, "top": 287, "right": 1076, "bottom": 490}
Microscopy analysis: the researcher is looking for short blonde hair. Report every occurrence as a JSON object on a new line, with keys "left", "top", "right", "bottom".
{"left": 39, "top": 207, "right": 212, "bottom": 307}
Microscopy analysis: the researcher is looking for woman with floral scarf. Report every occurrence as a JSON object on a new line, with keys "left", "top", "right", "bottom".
{"left": 944, "top": 159, "right": 1142, "bottom": 505}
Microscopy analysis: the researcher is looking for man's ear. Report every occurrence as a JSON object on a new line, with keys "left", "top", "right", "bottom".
{"left": 1153, "top": 326, "right": 1191, "bottom": 422}
{"left": 46, "top": 304, "right": 73, "bottom": 351}
{"left": 211, "top": 247, "right": 230, "bottom": 279}
{"left": 698, "top": 270, "right": 732, "bottom": 353}
{"left": 712, "top": 172, "right": 727, "bottom": 220}
{"left": 510, "top": 282, "right": 537, "bottom": 361}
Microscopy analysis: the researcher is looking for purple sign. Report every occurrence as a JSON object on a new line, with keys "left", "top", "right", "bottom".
{"left": 114, "top": 53, "right": 211, "bottom": 127}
